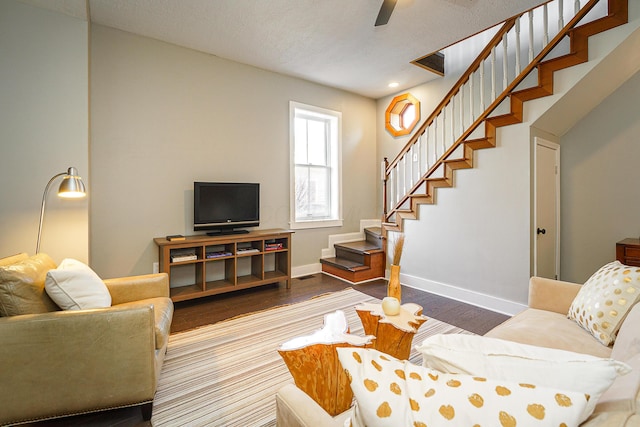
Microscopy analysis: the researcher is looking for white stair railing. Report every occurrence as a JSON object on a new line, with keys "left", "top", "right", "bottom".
{"left": 382, "top": 0, "right": 610, "bottom": 225}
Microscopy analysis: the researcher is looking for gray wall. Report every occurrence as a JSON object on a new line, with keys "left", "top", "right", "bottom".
{"left": 560, "top": 70, "right": 640, "bottom": 283}
{"left": 90, "top": 25, "right": 377, "bottom": 279}
{"left": 0, "top": 0, "right": 89, "bottom": 264}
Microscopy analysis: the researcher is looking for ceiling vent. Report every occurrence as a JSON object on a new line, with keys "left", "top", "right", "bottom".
{"left": 412, "top": 52, "right": 445, "bottom": 76}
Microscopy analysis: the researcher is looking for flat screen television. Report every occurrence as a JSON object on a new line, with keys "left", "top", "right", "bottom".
{"left": 194, "top": 182, "right": 260, "bottom": 235}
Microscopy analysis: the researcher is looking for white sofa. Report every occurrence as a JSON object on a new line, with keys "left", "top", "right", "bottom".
{"left": 275, "top": 276, "right": 640, "bottom": 426}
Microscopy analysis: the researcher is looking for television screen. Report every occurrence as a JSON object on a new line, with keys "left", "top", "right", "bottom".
{"left": 194, "top": 182, "right": 259, "bottom": 234}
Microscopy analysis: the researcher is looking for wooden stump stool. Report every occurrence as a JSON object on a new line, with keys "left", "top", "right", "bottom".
{"left": 278, "top": 310, "right": 373, "bottom": 416}
{"left": 355, "top": 302, "right": 427, "bottom": 360}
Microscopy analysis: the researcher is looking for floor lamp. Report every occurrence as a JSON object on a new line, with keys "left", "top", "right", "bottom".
{"left": 36, "top": 167, "right": 86, "bottom": 254}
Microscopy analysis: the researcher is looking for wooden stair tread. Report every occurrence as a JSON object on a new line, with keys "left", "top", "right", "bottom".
{"left": 364, "top": 227, "right": 383, "bottom": 240}
{"left": 334, "top": 240, "right": 383, "bottom": 254}
{"left": 320, "top": 257, "right": 370, "bottom": 272}
{"left": 364, "top": 226, "right": 382, "bottom": 236}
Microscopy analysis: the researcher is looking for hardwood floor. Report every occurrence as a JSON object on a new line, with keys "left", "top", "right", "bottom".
{"left": 27, "top": 273, "right": 509, "bottom": 427}
{"left": 171, "top": 274, "right": 509, "bottom": 335}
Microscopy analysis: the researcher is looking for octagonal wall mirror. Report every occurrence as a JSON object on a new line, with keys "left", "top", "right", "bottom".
{"left": 385, "top": 93, "right": 420, "bottom": 137}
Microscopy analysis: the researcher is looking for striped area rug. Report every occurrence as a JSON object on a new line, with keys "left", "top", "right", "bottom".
{"left": 151, "top": 288, "right": 471, "bottom": 426}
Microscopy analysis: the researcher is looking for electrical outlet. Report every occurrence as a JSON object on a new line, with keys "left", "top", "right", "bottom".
{"left": 152, "top": 262, "right": 159, "bottom": 274}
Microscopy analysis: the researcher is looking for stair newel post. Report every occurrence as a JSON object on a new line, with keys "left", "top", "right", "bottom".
{"left": 382, "top": 157, "right": 389, "bottom": 219}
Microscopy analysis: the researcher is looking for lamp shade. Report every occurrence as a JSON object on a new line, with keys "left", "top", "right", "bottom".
{"left": 36, "top": 166, "right": 87, "bottom": 253}
{"left": 58, "top": 167, "right": 86, "bottom": 198}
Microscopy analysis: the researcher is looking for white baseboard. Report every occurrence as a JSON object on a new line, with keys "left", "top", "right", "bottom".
{"left": 292, "top": 263, "right": 322, "bottom": 278}
{"left": 396, "top": 271, "right": 527, "bottom": 316}
{"left": 293, "top": 264, "right": 524, "bottom": 316}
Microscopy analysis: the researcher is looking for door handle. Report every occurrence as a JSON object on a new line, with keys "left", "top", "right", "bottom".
{"left": 537, "top": 228, "right": 546, "bottom": 235}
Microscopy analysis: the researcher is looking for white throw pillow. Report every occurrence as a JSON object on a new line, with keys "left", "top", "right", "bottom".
{"left": 45, "top": 258, "right": 111, "bottom": 310}
{"left": 338, "top": 347, "right": 589, "bottom": 427}
{"left": 416, "top": 334, "right": 631, "bottom": 422}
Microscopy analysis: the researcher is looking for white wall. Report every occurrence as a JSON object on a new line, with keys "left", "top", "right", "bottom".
{"left": 560, "top": 70, "right": 640, "bottom": 283}
{"left": 0, "top": 0, "right": 89, "bottom": 264}
{"left": 376, "top": 64, "right": 533, "bottom": 314}
{"left": 399, "top": 119, "right": 533, "bottom": 311}
{"left": 90, "top": 25, "right": 377, "bottom": 279}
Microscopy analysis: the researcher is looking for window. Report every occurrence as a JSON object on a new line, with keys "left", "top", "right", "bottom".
{"left": 290, "top": 102, "right": 342, "bottom": 229}
{"left": 385, "top": 93, "right": 420, "bottom": 137}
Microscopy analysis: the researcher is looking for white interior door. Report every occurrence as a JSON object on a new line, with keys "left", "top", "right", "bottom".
{"left": 534, "top": 138, "right": 560, "bottom": 279}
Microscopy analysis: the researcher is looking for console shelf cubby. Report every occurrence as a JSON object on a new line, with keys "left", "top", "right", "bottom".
{"left": 154, "top": 229, "right": 293, "bottom": 302}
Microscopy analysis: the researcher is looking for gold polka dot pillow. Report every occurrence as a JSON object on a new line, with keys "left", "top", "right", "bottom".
{"left": 337, "top": 347, "right": 588, "bottom": 427}
{"left": 568, "top": 261, "right": 640, "bottom": 346}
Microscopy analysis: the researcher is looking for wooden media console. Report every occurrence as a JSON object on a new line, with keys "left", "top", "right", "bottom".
{"left": 154, "top": 229, "right": 293, "bottom": 302}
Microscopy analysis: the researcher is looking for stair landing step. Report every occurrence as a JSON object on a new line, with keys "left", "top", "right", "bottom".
{"left": 320, "top": 257, "right": 370, "bottom": 272}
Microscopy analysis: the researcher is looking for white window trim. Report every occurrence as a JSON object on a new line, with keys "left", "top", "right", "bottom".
{"left": 289, "top": 101, "right": 343, "bottom": 230}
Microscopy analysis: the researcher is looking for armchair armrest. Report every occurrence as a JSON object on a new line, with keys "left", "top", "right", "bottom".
{"left": 104, "top": 272, "right": 170, "bottom": 305}
{"left": 528, "top": 276, "right": 582, "bottom": 314}
{"left": 0, "top": 305, "right": 157, "bottom": 425}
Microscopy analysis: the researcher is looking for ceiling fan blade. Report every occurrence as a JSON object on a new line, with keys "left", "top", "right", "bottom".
{"left": 375, "top": 0, "right": 398, "bottom": 26}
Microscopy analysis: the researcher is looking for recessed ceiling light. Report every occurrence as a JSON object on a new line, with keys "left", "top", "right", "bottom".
{"left": 388, "top": 82, "right": 399, "bottom": 88}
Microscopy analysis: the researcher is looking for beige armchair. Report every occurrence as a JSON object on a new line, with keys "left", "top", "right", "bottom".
{"left": 0, "top": 253, "right": 174, "bottom": 426}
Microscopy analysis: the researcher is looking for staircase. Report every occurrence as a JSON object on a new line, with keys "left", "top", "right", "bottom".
{"left": 320, "top": 227, "right": 385, "bottom": 283}
{"left": 382, "top": 0, "right": 628, "bottom": 232}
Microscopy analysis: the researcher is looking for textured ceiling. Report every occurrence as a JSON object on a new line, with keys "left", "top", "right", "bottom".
{"left": 21, "top": 0, "right": 547, "bottom": 99}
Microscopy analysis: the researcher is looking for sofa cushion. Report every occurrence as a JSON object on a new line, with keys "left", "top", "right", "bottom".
{"left": 275, "top": 383, "right": 353, "bottom": 427}
{"left": 45, "top": 258, "right": 111, "bottom": 310}
{"left": 417, "top": 334, "right": 630, "bottom": 422}
{"left": 611, "top": 303, "right": 640, "bottom": 363}
{"left": 485, "top": 307, "right": 612, "bottom": 358}
{"left": 568, "top": 261, "right": 640, "bottom": 346}
{"left": 0, "top": 253, "right": 59, "bottom": 316}
{"left": 593, "top": 303, "right": 640, "bottom": 414}
{"left": 582, "top": 411, "right": 640, "bottom": 427}
{"left": 337, "top": 347, "right": 589, "bottom": 427}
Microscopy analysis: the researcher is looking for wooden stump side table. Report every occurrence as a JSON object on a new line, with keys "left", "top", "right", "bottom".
{"left": 355, "top": 302, "right": 428, "bottom": 360}
{"left": 277, "top": 310, "right": 374, "bottom": 416}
